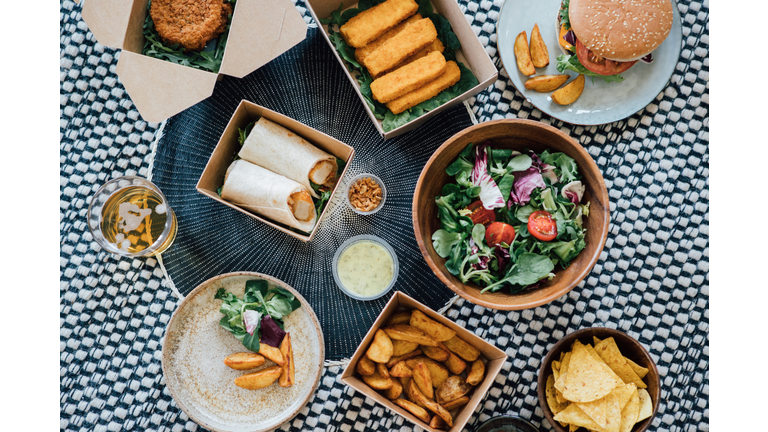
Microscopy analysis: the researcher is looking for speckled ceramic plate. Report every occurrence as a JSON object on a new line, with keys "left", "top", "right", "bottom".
{"left": 162, "top": 272, "right": 325, "bottom": 432}
{"left": 497, "top": 0, "right": 682, "bottom": 125}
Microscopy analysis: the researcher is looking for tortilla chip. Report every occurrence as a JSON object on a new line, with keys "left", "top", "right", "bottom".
{"left": 561, "top": 351, "right": 573, "bottom": 376}
{"left": 555, "top": 372, "right": 568, "bottom": 404}
{"left": 601, "top": 390, "right": 622, "bottom": 432}
{"left": 552, "top": 360, "right": 562, "bottom": 381}
{"left": 618, "top": 389, "right": 640, "bottom": 432}
{"left": 636, "top": 389, "right": 653, "bottom": 422}
{"left": 554, "top": 404, "right": 601, "bottom": 430}
{"left": 625, "top": 356, "right": 649, "bottom": 379}
{"left": 593, "top": 336, "right": 602, "bottom": 345}
{"left": 569, "top": 424, "right": 578, "bottom": 432}
{"left": 546, "top": 374, "right": 570, "bottom": 415}
{"left": 576, "top": 396, "right": 608, "bottom": 428}
{"left": 562, "top": 343, "right": 618, "bottom": 402}
{"left": 594, "top": 338, "right": 646, "bottom": 388}
{"left": 584, "top": 343, "right": 625, "bottom": 387}
{"left": 612, "top": 383, "right": 637, "bottom": 411}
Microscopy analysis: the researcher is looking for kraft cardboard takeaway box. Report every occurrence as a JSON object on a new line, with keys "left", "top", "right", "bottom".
{"left": 80, "top": 0, "right": 308, "bottom": 123}
{"left": 305, "top": 0, "right": 498, "bottom": 139}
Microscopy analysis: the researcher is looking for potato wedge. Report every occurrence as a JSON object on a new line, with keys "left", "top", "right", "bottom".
{"left": 234, "top": 365, "right": 282, "bottom": 390}
{"left": 384, "top": 325, "right": 438, "bottom": 346}
{"left": 367, "top": 329, "right": 394, "bottom": 363}
{"left": 524, "top": 74, "right": 569, "bottom": 92}
{"left": 387, "top": 310, "right": 413, "bottom": 326}
{"left": 440, "top": 395, "right": 470, "bottom": 410}
{"left": 421, "top": 345, "right": 450, "bottom": 362}
{"left": 466, "top": 359, "right": 486, "bottom": 386}
{"left": 356, "top": 355, "right": 376, "bottom": 376}
{"left": 413, "top": 362, "right": 434, "bottom": 399}
{"left": 376, "top": 362, "right": 390, "bottom": 379}
{"left": 278, "top": 333, "right": 295, "bottom": 388}
{"left": 442, "top": 336, "right": 481, "bottom": 362}
{"left": 259, "top": 343, "right": 285, "bottom": 366}
{"left": 551, "top": 74, "right": 585, "bottom": 105}
{"left": 409, "top": 310, "right": 456, "bottom": 342}
{"left": 392, "top": 340, "right": 420, "bottom": 357}
{"left": 407, "top": 379, "right": 454, "bottom": 427}
{"left": 385, "top": 378, "right": 404, "bottom": 400}
{"left": 529, "top": 23, "right": 549, "bottom": 67}
{"left": 223, "top": 352, "right": 265, "bottom": 370}
{"left": 514, "top": 31, "right": 536, "bottom": 76}
{"left": 440, "top": 344, "right": 467, "bottom": 375}
{"left": 390, "top": 361, "right": 413, "bottom": 378}
{"left": 436, "top": 375, "right": 472, "bottom": 404}
{"left": 404, "top": 356, "right": 450, "bottom": 388}
{"left": 362, "top": 368, "right": 394, "bottom": 390}
{"left": 430, "top": 414, "right": 448, "bottom": 429}
{"left": 386, "top": 349, "right": 423, "bottom": 368}
{"left": 393, "top": 398, "right": 431, "bottom": 424}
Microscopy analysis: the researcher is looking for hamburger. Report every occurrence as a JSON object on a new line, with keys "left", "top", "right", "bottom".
{"left": 556, "top": 0, "right": 674, "bottom": 82}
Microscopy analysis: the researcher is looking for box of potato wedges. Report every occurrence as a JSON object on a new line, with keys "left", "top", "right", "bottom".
{"left": 80, "top": 0, "right": 307, "bottom": 122}
{"left": 306, "top": 0, "right": 498, "bottom": 139}
{"left": 341, "top": 291, "right": 507, "bottom": 431}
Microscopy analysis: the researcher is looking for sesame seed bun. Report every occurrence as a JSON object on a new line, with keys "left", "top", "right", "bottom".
{"left": 568, "top": 0, "right": 674, "bottom": 61}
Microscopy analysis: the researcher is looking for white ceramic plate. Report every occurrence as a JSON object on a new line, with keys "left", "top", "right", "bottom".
{"left": 497, "top": 0, "right": 682, "bottom": 125}
{"left": 162, "top": 272, "right": 324, "bottom": 432}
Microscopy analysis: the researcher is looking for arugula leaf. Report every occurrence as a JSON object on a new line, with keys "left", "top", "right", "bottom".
{"left": 556, "top": 54, "right": 625, "bottom": 83}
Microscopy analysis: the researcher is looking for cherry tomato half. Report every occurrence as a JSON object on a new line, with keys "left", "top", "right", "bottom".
{"left": 485, "top": 222, "right": 516, "bottom": 247}
{"left": 575, "top": 39, "right": 637, "bottom": 76}
{"left": 467, "top": 200, "right": 496, "bottom": 226}
{"left": 528, "top": 210, "right": 557, "bottom": 242}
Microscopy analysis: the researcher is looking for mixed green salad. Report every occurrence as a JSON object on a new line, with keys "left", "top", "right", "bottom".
{"left": 432, "top": 142, "right": 590, "bottom": 293}
{"left": 320, "top": 0, "right": 478, "bottom": 132}
{"left": 215, "top": 279, "right": 302, "bottom": 352}
{"left": 142, "top": 0, "right": 236, "bottom": 73}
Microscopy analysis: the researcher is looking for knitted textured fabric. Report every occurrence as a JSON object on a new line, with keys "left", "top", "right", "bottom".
{"left": 60, "top": 0, "right": 709, "bottom": 431}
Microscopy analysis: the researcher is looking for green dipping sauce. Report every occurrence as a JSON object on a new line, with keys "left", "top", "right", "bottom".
{"left": 337, "top": 241, "right": 394, "bottom": 297}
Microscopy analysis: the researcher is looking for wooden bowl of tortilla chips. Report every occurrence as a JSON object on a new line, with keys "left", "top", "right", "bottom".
{"left": 537, "top": 327, "right": 660, "bottom": 432}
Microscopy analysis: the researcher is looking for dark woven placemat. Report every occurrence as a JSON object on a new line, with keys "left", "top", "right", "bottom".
{"left": 151, "top": 27, "right": 475, "bottom": 360}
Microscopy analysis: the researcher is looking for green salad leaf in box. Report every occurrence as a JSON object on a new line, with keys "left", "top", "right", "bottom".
{"left": 321, "top": 0, "right": 478, "bottom": 132}
{"left": 431, "top": 142, "right": 590, "bottom": 294}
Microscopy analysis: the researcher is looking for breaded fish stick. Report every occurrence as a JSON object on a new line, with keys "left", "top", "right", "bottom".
{"left": 340, "top": 0, "right": 419, "bottom": 48}
{"left": 355, "top": 14, "right": 423, "bottom": 65}
{"left": 371, "top": 51, "right": 447, "bottom": 103}
{"left": 386, "top": 60, "right": 461, "bottom": 114}
{"left": 363, "top": 18, "right": 438, "bottom": 78}
{"left": 378, "top": 38, "right": 445, "bottom": 78}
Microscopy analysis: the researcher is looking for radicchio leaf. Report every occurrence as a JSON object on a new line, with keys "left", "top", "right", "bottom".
{"left": 468, "top": 238, "right": 490, "bottom": 271}
{"left": 260, "top": 315, "right": 287, "bottom": 347}
{"left": 541, "top": 164, "right": 558, "bottom": 183}
{"left": 508, "top": 166, "right": 546, "bottom": 206}
{"left": 472, "top": 143, "right": 505, "bottom": 210}
{"left": 561, "top": 180, "right": 585, "bottom": 204}
{"left": 494, "top": 246, "right": 510, "bottom": 273}
{"left": 243, "top": 309, "right": 262, "bottom": 336}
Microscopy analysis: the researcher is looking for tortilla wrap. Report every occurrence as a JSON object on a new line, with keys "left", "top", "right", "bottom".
{"left": 238, "top": 117, "right": 337, "bottom": 198}
{"left": 221, "top": 160, "right": 317, "bottom": 232}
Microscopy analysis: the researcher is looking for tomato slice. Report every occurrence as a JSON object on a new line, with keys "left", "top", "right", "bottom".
{"left": 467, "top": 200, "right": 496, "bottom": 226}
{"left": 575, "top": 39, "right": 636, "bottom": 76}
{"left": 528, "top": 210, "right": 557, "bottom": 242}
{"left": 485, "top": 222, "right": 516, "bottom": 247}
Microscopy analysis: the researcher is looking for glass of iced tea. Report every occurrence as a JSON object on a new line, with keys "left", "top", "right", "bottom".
{"left": 87, "top": 176, "right": 178, "bottom": 257}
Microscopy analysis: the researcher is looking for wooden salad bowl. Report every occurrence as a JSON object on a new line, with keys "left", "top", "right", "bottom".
{"left": 537, "top": 327, "right": 660, "bottom": 432}
{"left": 412, "top": 119, "right": 610, "bottom": 310}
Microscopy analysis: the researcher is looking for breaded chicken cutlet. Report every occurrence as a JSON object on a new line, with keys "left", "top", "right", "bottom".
{"left": 150, "top": 0, "right": 233, "bottom": 51}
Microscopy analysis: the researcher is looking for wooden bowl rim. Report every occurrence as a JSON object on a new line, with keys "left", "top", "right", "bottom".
{"left": 535, "top": 327, "right": 661, "bottom": 432}
{"left": 412, "top": 118, "right": 610, "bottom": 310}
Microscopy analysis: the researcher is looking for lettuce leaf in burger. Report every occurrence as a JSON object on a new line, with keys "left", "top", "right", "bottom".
{"left": 556, "top": 0, "right": 674, "bottom": 83}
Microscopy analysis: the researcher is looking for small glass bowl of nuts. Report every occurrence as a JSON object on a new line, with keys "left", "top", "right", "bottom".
{"left": 345, "top": 173, "right": 386, "bottom": 215}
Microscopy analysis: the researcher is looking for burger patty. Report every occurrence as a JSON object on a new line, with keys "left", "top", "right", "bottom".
{"left": 150, "top": 0, "right": 233, "bottom": 52}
